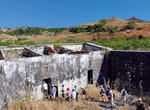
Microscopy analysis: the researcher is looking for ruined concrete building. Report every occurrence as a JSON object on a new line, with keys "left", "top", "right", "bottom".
{"left": 0, "top": 43, "right": 111, "bottom": 109}
{"left": 1, "top": 43, "right": 150, "bottom": 109}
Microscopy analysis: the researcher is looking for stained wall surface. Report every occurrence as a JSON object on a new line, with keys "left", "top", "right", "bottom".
{"left": 108, "top": 50, "right": 150, "bottom": 92}
{"left": 0, "top": 51, "right": 105, "bottom": 109}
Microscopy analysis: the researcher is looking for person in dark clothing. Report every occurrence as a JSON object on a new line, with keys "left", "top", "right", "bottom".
{"left": 105, "top": 86, "right": 111, "bottom": 102}
{"left": 99, "top": 85, "right": 105, "bottom": 102}
{"left": 61, "top": 85, "right": 65, "bottom": 100}
{"left": 135, "top": 98, "right": 145, "bottom": 110}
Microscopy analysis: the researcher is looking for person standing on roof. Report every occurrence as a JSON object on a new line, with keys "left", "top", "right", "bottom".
{"left": 74, "top": 86, "right": 79, "bottom": 101}
{"left": 121, "top": 86, "right": 127, "bottom": 106}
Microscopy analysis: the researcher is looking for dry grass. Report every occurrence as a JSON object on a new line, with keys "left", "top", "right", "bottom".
{"left": 3, "top": 86, "right": 103, "bottom": 110}
{"left": 3, "top": 86, "right": 138, "bottom": 110}
{"left": 0, "top": 34, "right": 17, "bottom": 42}
{"left": 3, "top": 99, "right": 103, "bottom": 110}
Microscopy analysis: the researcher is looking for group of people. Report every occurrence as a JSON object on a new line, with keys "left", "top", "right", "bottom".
{"left": 100, "top": 85, "right": 115, "bottom": 107}
{"left": 99, "top": 85, "right": 127, "bottom": 107}
{"left": 43, "top": 81, "right": 146, "bottom": 109}
{"left": 43, "top": 81, "right": 57, "bottom": 100}
{"left": 43, "top": 81, "right": 87, "bottom": 104}
{"left": 99, "top": 85, "right": 146, "bottom": 109}
{"left": 61, "top": 85, "right": 87, "bottom": 104}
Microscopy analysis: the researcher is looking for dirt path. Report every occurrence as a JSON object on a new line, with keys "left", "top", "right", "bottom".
{"left": 93, "top": 95, "right": 137, "bottom": 110}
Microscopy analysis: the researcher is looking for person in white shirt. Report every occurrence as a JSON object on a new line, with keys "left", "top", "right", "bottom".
{"left": 110, "top": 90, "right": 116, "bottom": 107}
{"left": 43, "top": 81, "right": 48, "bottom": 97}
{"left": 71, "top": 89, "right": 76, "bottom": 105}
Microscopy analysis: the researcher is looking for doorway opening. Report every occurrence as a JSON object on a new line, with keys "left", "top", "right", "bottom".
{"left": 88, "top": 70, "right": 93, "bottom": 84}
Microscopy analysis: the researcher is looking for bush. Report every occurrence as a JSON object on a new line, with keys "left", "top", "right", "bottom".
{"left": 69, "top": 27, "right": 86, "bottom": 33}
{"left": 138, "top": 35, "right": 144, "bottom": 40}
{"left": 107, "top": 26, "right": 118, "bottom": 34}
{"left": 69, "top": 21, "right": 107, "bottom": 33}
{"left": 137, "top": 27, "right": 144, "bottom": 30}
{"left": 91, "top": 36, "right": 150, "bottom": 50}
{"left": 4, "top": 27, "right": 67, "bottom": 36}
{"left": 18, "top": 38, "right": 28, "bottom": 41}
{"left": 125, "top": 21, "right": 136, "bottom": 30}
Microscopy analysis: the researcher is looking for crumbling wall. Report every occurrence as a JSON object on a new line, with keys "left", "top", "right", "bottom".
{"left": 28, "top": 45, "right": 54, "bottom": 55}
{"left": 23, "top": 48, "right": 43, "bottom": 57}
{"left": 2, "top": 48, "right": 24, "bottom": 60}
{"left": 82, "top": 43, "right": 112, "bottom": 52}
{"left": 0, "top": 51, "right": 104, "bottom": 109}
{"left": 108, "top": 50, "right": 150, "bottom": 92}
{"left": 61, "top": 43, "right": 83, "bottom": 51}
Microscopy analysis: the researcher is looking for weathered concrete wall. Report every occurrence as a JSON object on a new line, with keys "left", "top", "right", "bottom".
{"left": 0, "top": 51, "right": 104, "bottom": 109}
{"left": 0, "top": 63, "right": 6, "bottom": 109}
{"left": 61, "top": 43, "right": 83, "bottom": 51}
{"left": 2, "top": 47, "right": 24, "bottom": 60}
{"left": 28, "top": 45, "right": 54, "bottom": 55}
{"left": 82, "top": 43, "right": 112, "bottom": 52}
{"left": 107, "top": 50, "right": 150, "bottom": 92}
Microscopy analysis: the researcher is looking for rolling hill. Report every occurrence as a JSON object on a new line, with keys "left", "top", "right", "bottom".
{"left": 1, "top": 17, "right": 150, "bottom": 50}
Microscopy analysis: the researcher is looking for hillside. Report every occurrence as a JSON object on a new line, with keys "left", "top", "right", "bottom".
{"left": 1, "top": 17, "right": 150, "bottom": 50}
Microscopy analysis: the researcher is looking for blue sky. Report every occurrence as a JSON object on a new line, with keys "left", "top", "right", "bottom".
{"left": 0, "top": 0, "right": 150, "bottom": 28}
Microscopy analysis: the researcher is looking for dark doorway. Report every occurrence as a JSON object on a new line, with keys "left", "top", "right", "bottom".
{"left": 43, "top": 78, "right": 52, "bottom": 95}
{"left": 88, "top": 70, "right": 93, "bottom": 84}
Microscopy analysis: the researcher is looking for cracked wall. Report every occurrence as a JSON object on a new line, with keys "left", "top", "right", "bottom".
{"left": 0, "top": 51, "right": 104, "bottom": 109}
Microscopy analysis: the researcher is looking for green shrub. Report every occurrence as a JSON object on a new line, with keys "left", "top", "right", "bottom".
{"left": 18, "top": 37, "right": 28, "bottom": 41}
{"left": 4, "top": 27, "right": 67, "bottom": 36}
{"left": 91, "top": 36, "right": 150, "bottom": 50}
{"left": 69, "top": 27, "right": 86, "bottom": 33}
{"left": 138, "top": 35, "right": 144, "bottom": 40}
{"left": 137, "top": 27, "right": 144, "bottom": 30}
{"left": 107, "top": 26, "right": 118, "bottom": 34}
{"left": 69, "top": 21, "right": 107, "bottom": 33}
{"left": 125, "top": 21, "right": 136, "bottom": 30}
